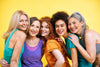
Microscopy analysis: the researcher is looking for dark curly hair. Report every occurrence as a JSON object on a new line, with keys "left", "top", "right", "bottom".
{"left": 51, "top": 11, "right": 69, "bottom": 37}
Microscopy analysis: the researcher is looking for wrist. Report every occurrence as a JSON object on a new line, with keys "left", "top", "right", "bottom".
{"left": 75, "top": 43, "right": 80, "bottom": 47}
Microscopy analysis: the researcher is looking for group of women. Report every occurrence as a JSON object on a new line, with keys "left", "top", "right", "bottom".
{"left": 0, "top": 10, "right": 100, "bottom": 67}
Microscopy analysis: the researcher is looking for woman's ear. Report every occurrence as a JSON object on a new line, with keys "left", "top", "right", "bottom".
{"left": 80, "top": 21, "right": 84, "bottom": 26}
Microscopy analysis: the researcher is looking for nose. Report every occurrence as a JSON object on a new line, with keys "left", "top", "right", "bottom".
{"left": 23, "top": 20, "right": 28, "bottom": 25}
{"left": 58, "top": 26, "right": 62, "bottom": 30}
{"left": 70, "top": 24, "right": 74, "bottom": 28}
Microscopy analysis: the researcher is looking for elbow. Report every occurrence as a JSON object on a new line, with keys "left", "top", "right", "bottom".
{"left": 88, "top": 57, "right": 95, "bottom": 64}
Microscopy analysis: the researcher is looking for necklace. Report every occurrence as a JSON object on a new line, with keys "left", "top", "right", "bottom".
{"left": 26, "top": 38, "right": 39, "bottom": 47}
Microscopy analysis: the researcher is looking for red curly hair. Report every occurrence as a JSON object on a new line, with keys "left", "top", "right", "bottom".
{"left": 40, "top": 16, "right": 55, "bottom": 40}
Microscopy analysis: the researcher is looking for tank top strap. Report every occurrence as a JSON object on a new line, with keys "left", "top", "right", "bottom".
{"left": 5, "top": 29, "right": 19, "bottom": 46}
{"left": 38, "top": 39, "right": 43, "bottom": 47}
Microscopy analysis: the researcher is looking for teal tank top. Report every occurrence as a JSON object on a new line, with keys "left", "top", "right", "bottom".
{"left": 65, "top": 33, "right": 92, "bottom": 67}
{"left": 4, "top": 29, "right": 24, "bottom": 67}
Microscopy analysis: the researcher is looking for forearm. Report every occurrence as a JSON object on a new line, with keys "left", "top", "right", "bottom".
{"left": 76, "top": 43, "right": 95, "bottom": 63}
{"left": 54, "top": 60, "right": 65, "bottom": 67}
{"left": 72, "top": 62, "right": 78, "bottom": 67}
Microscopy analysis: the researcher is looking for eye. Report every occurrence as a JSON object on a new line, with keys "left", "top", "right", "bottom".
{"left": 55, "top": 25, "right": 59, "bottom": 28}
{"left": 19, "top": 20, "right": 24, "bottom": 22}
{"left": 46, "top": 26, "right": 49, "bottom": 29}
{"left": 68, "top": 23, "right": 71, "bottom": 26}
{"left": 73, "top": 21, "right": 76, "bottom": 24}
{"left": 61, "top": 24, "right": 64, "bottom": 27}
{"left": 31, "top": 25, "right": 34, "bottom": 27}
{"left": 36, "top": 26, "right": 40, "bottom": 28}
{"left": 25, "top": 20, "right": 28, "bottom": 22}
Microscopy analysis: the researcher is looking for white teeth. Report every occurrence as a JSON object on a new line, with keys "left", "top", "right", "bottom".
{"left": 41, "top": 31, "right": 47, "bottom": 34}
{"left": 58, "top": 30, "right": 63, "bottom": 34}
{"left": 22, "top": 25, "right": 27, "bottom": 28}
{"left": 71, "top": 28, "right": 76, "bottom": 32}
{"left": 31, "top": 30, "right": 36, "bottom": 34}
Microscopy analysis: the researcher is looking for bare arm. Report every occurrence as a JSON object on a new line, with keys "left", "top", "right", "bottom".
{"left": 69, "top": 32, "right": 96, "bottom": 64}
{"left": 10, "top": 31, "right": 26, "bottom": 67}
{"left": 71, "top": 48, "right": 78, "bottom": 67}
{"left": 52, "top": 50, "right": 65, "bottom": 67}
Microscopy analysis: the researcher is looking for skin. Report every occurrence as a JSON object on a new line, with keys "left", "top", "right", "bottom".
{"left": 41, "top": 22, "right": 50, "bottom": 38}
{"left": 0, "top": 14, "right": 29, "bottom": 67}
{"left": 40, "top": 21, "right": 65, "bottom": 67}
{"left": 26, "top": 20, "right": 40, "bottom": 47}
{"left": 68, "top": 17, "right": 100, "bottom": 64}
{"left": 55, "top": 19, "right": 78, "bottom": 67}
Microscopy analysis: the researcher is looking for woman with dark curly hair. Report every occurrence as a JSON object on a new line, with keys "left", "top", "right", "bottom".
{"left": 51, "top": 11, "right": 78, "bottom": 67}
{"left": 40, "top": 16, "right": 71, "bottom": 67}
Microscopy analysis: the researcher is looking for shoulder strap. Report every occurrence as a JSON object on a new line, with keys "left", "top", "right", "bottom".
{"left": 5, "top": 29, "right": 19, "bottom": 46}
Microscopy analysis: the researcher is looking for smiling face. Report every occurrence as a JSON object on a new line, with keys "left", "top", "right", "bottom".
{"left": 40, "top": 22, "right": 50, "bottom": 37}
{"left": 17, "top": 15, "right": 29, "bottom": 31}
{"left": 55, "top": 19, "right": 67, "bottom": 36}
{"left": 28, "top": 20, "right": 40, "bottom": 37}
{"left": 68, "top": 17, "right": 83, "bottom": 34}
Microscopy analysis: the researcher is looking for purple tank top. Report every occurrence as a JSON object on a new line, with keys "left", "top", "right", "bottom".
{"left": 21, "top": 39, "right": 43, "bottom": 67}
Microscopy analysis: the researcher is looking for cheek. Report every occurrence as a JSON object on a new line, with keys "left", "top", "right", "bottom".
{"left": 48, "top": 29, "right": 50, "bottom": 34}
{"left": 55, "top": 27, "right": 58, "bottom": 31}
{"left": 28, "top": 27, "right": 32, "bottom": 32}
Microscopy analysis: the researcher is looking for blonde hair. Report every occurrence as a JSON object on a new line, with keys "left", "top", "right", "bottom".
{"left": 3, "top": 10, "right": 29, "bottom": 40}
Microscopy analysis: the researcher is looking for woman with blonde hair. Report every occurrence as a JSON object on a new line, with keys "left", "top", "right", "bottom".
{"left": 0, "top": 10, "right": 29, "bottom": 67}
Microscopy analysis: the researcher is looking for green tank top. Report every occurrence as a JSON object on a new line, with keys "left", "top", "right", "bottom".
{"left": 4, "top": 29, "right": 24, "bottom": 67}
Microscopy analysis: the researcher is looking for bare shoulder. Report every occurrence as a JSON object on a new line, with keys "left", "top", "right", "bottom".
{"left": 14, "top": 30, "right": 26, "bottom": 39}
{"left": 85, "top": 29, "right": 99, "bottom": 39}
{"left": 85, "top": 29, "right": 95, "bottom": 36}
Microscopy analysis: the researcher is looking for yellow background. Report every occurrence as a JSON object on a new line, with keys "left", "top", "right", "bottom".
{"left": 0, "top": 0, "right": 100, "bottom": 67}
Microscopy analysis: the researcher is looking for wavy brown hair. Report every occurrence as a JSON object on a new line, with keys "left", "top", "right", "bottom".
{"left": 40, "top": 16, "right": 55, "bottom": 40}
{"left": 40, "top": 17, "right": 55, "bottom": 55}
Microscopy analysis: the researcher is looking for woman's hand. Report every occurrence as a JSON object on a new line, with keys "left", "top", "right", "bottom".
{"left": 68, "top": 34, "right": 80, "bottom": 46}
{"left": 0, "top": 58, "right": 10, "bottom": 67}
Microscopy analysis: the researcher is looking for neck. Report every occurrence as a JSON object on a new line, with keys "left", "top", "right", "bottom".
{"left": 44, "top": 36, "right": 48, "bottom": 40}
{"left": 28, "top": 36, "right": 37, "bottom": 40}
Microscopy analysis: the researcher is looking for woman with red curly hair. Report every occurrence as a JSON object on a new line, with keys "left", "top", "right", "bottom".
{"left": 40, "top": 16, "right": 70, "bottom": 67}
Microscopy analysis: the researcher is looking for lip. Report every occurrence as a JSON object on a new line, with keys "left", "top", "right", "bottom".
{"left": 58, "top": 30, "right": 63, "bottom": 34}
{"left": 21, "top": 25, "right": 27, "bottom": 28}
{"left": 31, "top": 30, "right": 37, "bottom": 34}
{"left": 41, "top": 31, "right": 47, "bottom": 34}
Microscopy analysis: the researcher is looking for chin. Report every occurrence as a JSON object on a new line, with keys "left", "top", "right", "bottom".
{"left": 21, "top": 28, "right": 27, "bottom": 31}
{"left": 41, "top": 34, "right": 46, "bottom": 37}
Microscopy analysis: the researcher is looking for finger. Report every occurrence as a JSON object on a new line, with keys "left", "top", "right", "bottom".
{"left": 68, "top": 38, "right": 72, "bottom": 41}
{"left": 3, "top": 60, "right": 8, "bottom": 64}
